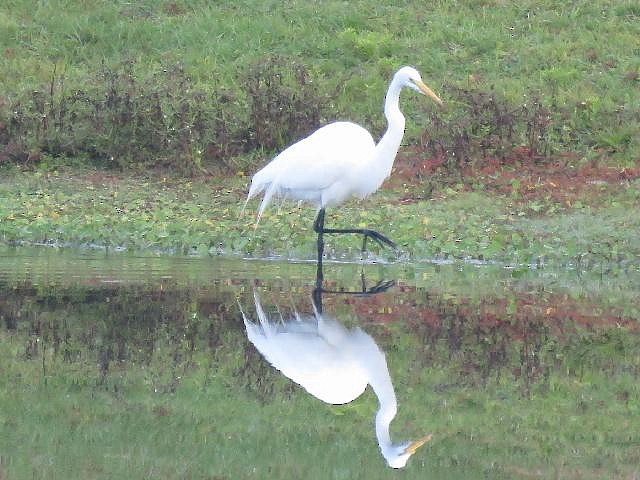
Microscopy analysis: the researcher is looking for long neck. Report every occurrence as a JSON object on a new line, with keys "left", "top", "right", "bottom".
{"left": 375, "top": 390, "right": 398, "bottom": 455}
{"left": 366, "top": 342, "right": 398, "bottom": 456}
{"left": 373, "top": 79, "right": 406, "bottom": 181}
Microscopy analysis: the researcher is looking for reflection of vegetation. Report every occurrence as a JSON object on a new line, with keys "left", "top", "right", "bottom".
{"left": 2, "top": 268, "right": 637, "bottom": 395}
{"left": 406, "top": 296, "right": 640, "bottom": 397}
{"left": 0, "top": 279, "right": 295, "bottom": 398}
{"left": 1, "top": 257, "right": 639, "bottom": 478}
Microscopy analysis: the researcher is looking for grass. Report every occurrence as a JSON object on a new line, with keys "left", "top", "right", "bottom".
{"left": 0, "top": 252, "right": 639, "bottom": 479}
{"left": 2, "top": 347, "right": 638, "bottom": 479}
{"left": 0, "top": 4, "right": 639, "bottom": 474}
{"left": 0, "top": 168, "right": 639, "bottom": 267}
{"left": 1, "top": 1, "right": 639, "bottom": 265}
{"left": 1, "top": 0, "right": 639, "bottom": 170}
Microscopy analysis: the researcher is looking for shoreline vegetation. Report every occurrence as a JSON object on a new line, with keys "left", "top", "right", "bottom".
{"left": 1, "top": 168, "right": 639, "bottom": 269}
{"left": 1, "top": 0, "right": 639, "bottom": 266}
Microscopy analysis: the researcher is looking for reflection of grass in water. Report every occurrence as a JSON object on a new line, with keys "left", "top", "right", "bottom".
{"left": 422, "top": 367, "right": 639, "bottom": 478}
{"left": 0, "top": 273, "right": 639, "bottom": 479}
{"left": 0, "top": 329, "right": 638, "bottom": 479}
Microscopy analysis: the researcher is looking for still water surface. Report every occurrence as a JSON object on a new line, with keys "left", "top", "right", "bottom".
{"left": 1, "top": 247, "right": 638, "bottom": 478}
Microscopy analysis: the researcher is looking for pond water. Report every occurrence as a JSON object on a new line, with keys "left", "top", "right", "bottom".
{"left": 1, "top": 247, "right": 638, "bottom": 479}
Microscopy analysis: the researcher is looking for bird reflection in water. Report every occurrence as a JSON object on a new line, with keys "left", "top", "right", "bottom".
{"left": 239, "top": 274, "right": 431, "bottom": 468}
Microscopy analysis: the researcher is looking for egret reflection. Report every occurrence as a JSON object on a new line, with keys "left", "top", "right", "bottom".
{"left": 239, "top": 289, "right": 431, "bottom": 468}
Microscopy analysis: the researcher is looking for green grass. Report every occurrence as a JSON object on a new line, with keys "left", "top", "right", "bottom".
{"left": 3, "top": 0, "right": 639, "bottom": 97}
{"left": 1, "top": 169, "right": 639, "bottom": 267}
{"left": 1, "top": 0, "right": 639, "bottom": 167}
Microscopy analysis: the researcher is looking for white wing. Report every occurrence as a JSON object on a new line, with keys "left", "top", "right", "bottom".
{"left": 243, "top": 316, "right": 369, "bottom": 404}
{"left": 245, "top": 122, "right": 376, "bottom": 221}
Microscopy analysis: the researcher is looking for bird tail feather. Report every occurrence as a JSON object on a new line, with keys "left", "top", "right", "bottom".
{"left": 253, "top": 290, "right": 275, "bottom": 337}
{"left": 240, "top": 181, "right": 265, "bottom": 218}
{"left": 256, "top": 180, "right": 279, "bottom": 225}
{"left": 236, "top": 298, "right": 250, "bottom": 327}
{"left": 240, "top": 197, "right": 250, "bottom": 218}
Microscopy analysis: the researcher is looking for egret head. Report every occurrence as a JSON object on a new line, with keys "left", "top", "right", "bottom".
{"left": 395, "top": 66, "right": 443, "bottom": 106}
{"left": 383, "top": 434, "right": 433, "bottom": 469}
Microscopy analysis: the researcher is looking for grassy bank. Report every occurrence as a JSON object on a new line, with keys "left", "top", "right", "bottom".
{"left": 1, "top": 168, "right": 639, "bottom": 267}
{"left": 1, "top": 1, "right": 639, "bottom": 264}
{"left": 1, "top": 0, "right": 639, "bottom": 172}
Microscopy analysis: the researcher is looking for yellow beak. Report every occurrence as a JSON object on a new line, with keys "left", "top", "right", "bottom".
{"left": 415, "top": 80, "right": 443, "bottom": 106}
{"left": 403, "top": 433, "right": 433, "bottom": 455}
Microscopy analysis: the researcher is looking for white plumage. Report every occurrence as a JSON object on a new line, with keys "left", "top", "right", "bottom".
{"left": 248, "top": 122, "right": 376, "bottom": 221}
{"left": 239, "top": 291, "right": 432, "bottom": 468}
{"left": 244, "top": 66, "right": 443, "bottom": 247}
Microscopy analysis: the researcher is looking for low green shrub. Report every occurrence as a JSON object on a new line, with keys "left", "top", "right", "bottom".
{"left": 0, "top": 58, "right": 328, "bottom": 175}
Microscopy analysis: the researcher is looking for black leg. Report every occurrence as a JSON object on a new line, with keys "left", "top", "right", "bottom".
{"left": 317, "top": 268, "right": 395, "bottom": 296}
{"left": 323, "top": 226, "right": 396, "bottom": 251}
{"left": 313, "top": 209, "right": 326, "bottom": 313}
{"left": 313, "top": 208, "right": 326, "bottom": 234}
{"left": 314, "top": 208, "right": 326, "bottom": 262}
{"left": 313, "top": 258, "right": 324, "bottom": 314}
{"left": 313, "top": 208, "right": 396, "bottom": 252}
{"left": 313, "top": 254, "right": 394, "bottom": 314}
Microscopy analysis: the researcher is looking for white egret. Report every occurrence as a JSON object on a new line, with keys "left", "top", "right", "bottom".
{"left": 239, "top": 291, "right": 432, "bottom": 468}
{"left": 244, "top": 66, "right": 443, "bottom": 254}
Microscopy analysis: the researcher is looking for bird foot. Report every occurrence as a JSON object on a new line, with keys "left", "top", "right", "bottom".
{"left": 364, "top": 279, "right": 396, "bottom": 294}
{"left": 362, "top": 230, "right": 397, "bottom": 252}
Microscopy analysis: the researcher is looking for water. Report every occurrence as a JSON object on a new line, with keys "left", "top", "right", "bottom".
{"left": 1, "top": 246, "right": 639, "bottom": 479}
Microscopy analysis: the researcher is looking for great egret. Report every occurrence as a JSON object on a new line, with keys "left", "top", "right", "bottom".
{"left": 239, "top": 291, "right": 432, "bottom": 468}
{"left": 244, "top": 66, "right": 442, "bottom": 255}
